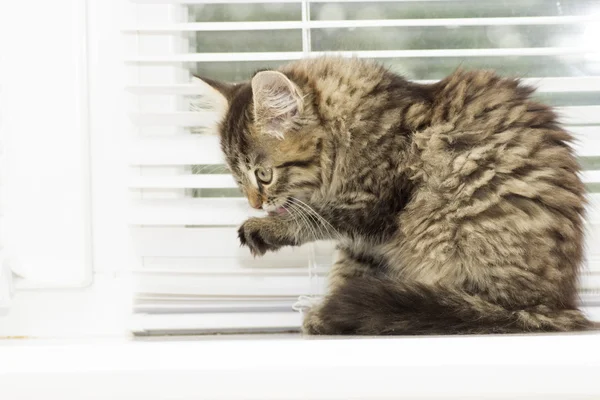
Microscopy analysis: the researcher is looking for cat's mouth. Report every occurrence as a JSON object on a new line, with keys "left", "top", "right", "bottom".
{"left": 265, "top": 199, "right": 290, "bottom": 216}
{"left": 267, "top": 206, "right": 288, "bottom": 217}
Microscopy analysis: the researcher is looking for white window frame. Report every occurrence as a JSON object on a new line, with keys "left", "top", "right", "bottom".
{"left": 2, "top": 334, "right": 600, "bottom": 399}
{"left": 0, "top": 0, "right": 136, "bottom": 336}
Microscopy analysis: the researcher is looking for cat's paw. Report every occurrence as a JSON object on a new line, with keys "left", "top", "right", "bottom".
{"left": 302, "top": 307, "right": 330, "bottom": 335}
{"left": 301, "top": 297, "right": 359, "bottom": 336}
{"left": 238, "top": 218, "right": 281, "bottom": 257}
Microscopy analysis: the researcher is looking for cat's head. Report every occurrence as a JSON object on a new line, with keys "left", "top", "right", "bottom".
{"left": 194, "top": 70, "right": 323, "bottom": 215}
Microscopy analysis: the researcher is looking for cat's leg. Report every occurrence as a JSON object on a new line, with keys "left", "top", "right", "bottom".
{"left": 238, "top": 216, "right": 300, "bottom": 256}
{"left": 302, "top": 275, "right": 591, "bottom": 335}
{"left": 304, "top": 244, "right": 591, "bottom": 335}
{"left": 238, "top": 197, "right": 357, "bottom": 256}
{"left": 238, "top": 213, "right": 337, "bottom": 256}
{"left": 327, "top": 248, "right": 378, "bottom": 291}
{"left": 303, "top": 249, "right": 382, "bottom": 334}
{"left": 302, "top": 232, "right": 591, "bottom": 335}
{"left": 239, "top": 190, "right": 402, "bottom": 257}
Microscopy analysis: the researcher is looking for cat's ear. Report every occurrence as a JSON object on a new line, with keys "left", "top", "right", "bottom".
{"left": 190, "top": 75, "right": 236, "bottom": 133}
{"left": 251, "top": 71, "right": 303, "bottom": 139}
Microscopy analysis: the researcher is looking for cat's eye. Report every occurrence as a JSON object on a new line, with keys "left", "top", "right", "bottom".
{"left": 255, "top": 167, "right": 273, "bottom": 185}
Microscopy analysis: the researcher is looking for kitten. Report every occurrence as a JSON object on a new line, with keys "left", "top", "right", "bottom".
{"left": 196, "top": 57, "right": 591, "bottom": 335}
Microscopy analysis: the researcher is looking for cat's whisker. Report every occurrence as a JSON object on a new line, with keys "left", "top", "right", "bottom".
{"left": 285, "top": 201, "right": 319, "bottom": 243}
{"left": 289, "top": 197, "right": 342, "bottom": 241}
{"left": 293, "top": 204, "right": 332, "bottom": 242}
{"left": 282, "top": 202, "right": 308, "bottom": 236}
{"left": 281, "top": 205, "right": 304, "bottom": 243}
{"left": 289, "top": 202, "right": 324, "bottom": 243}
{"left": 287, "top": 201, "right": 326, "bottom": 241}
{"left": 291, "top": 201, "right": 334, "bottom": 242}
{"left": 291, "top": 203, "right": 321, "bottom": 243}
{"left": 291, "top": 197, "right": 339, "bottom": 235}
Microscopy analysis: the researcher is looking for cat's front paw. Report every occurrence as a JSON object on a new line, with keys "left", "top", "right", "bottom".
{"left": 238, "top": 218, "right": 281, "bottom": 257}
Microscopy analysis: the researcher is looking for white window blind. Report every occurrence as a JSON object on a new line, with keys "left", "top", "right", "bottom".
{"left": 126, "top": 0, "right": 600, "bottom": 335}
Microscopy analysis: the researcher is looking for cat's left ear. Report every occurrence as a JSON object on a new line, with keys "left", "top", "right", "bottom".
{"left": 251, "top": 71, "right": 303, "bottom": 139}
{"left": 190, "top": 75, "right": 236, "bottom": 133}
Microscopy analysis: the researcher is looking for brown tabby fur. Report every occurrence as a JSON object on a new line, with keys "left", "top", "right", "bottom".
{"left": 197, "top": 57, "right": 591, "bottom": 335}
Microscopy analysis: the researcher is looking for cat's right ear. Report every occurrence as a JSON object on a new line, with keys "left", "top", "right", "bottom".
{"left": 251, "top": 71, "right": 303, "bottom": 139}
{"left": 190, "top": 76, "right": 236, "bottom": 132}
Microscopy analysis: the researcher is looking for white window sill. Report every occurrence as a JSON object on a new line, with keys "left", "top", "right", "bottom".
{"left": 1, "top": 333, "right": 600, "bottom": 400}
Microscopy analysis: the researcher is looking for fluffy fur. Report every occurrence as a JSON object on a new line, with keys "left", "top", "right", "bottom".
{"left": 197, "top": 57, "right": 591, "bottom": 335}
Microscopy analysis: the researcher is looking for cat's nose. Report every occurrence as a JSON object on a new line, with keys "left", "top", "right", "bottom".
{"left": 248, "top": 195, "right": 263, "bottom": 209}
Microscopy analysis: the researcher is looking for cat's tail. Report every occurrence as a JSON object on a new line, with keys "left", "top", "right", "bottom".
{"left": 303, "top": 276, "right": 592, "bottom": 335}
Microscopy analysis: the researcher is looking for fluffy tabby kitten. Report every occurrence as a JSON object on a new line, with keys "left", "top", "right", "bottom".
{"left": 195, "top": 57, "right": 590, "bottom": 335}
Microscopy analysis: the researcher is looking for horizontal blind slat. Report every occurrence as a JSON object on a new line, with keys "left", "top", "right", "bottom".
{"left": 130, "top": 174, "right": 236, "bottom": 188}
{"left": 130, "top": 198, "right": 259, "bottom": 225}
{"left": 129, "top": 171, "right": 600, "bottom": 189}
{"left": 131, "top": 0, "right": 301, "bottom": 4}
{"left": 129, "top": 110, "right": 600, "bottom": 128}
{"left": 132, "top": 227, "right": 336, "bottom": 258}
{"left": 132, "top": 270, "right": 597, "bottom": 306}
{"left": 129, "top": 135, "right": 222, "bottom": 165}
{"left": 124, "top": 16, "right": 600, "bottom": 32}
{"left": 132, "top": 225, "right": 598, "bottom": 272}
{"left": 127, "top": 77, "right": 600, "bottom": 95}
{"left": 134, "top": 300, "right": 298, "bottom": 314}
{"left": 557, "top": 107, "right": 600, "bottom": 125}
{"left": 135, "top": 273, "right": 325, "bottom": 296}
{"left": 584, "top": 171, "right": 600, "bottom": 184}
{"left": 132, "top": 227, "right": 599, "bottom": 270}
{"left": 570, "top": 126, "right": 600, "bottom": 157}
{"left": 135, "top": 265, "right": 330, "bottom": 275}
{"left": 130, "top": 111, "right": 223, "bottom": 127}
{"left": 127, "top": 47, "right": 597, "bottom": 63}
{"left": 131, "top": 312, "right": 301, "bottom": 335}
{"left": 139, "top": 254, "right": 329, "bottom": 272}
{"left": 130, "top": 195, "right": 600, "bottom": 226}
{"left": 129, "top": 125, "right": 597, "bottom": 166}
{"left": 128, "top": 0, "right": 596, "bottom": 4}
{"left": 130, "top": 0, "right": 490, "bottom": 4}
{"left": 133, "top": 270, "right": 600, "bottom": 296}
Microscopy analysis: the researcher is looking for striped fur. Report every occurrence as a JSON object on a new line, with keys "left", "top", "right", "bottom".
{"left": 198, "top": 57, "right": 590, "bottom": 335}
